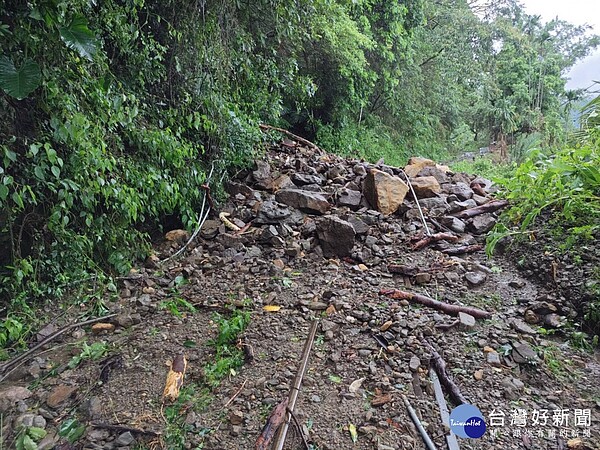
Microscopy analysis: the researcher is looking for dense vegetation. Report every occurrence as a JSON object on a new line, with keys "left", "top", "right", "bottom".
{"left": 1, "top": 0, "right": 599, "bottom": 349}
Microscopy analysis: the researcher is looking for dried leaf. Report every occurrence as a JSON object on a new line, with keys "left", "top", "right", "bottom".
{"left": 348, "top": 377, "right": 365, "bottom": 394}
{"left": 263, "top": 305, "right": 282, "bottom": 312}
{"left": 348, "top": 423, "right": 358, "bottom": 443}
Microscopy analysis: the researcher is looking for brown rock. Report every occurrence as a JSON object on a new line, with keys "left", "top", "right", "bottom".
{"left": 47, "top": 385, "right": 78, "bottom": 408}
{"left": 275, "top": 189, "right": 330, "bottom": 215}
{"left": 363, "top": 169, "right": 409, "bottom": 215}
{"left": 473, "top": 369, "right": 484, "bottom": 380}
{"left": 404, "top": 157, "right": 436, "bottom": 178}
{"left": 271, "top": 174, "right": 295, "bottom": 191}
{"left": 229, "top": 410, "right": 244, "bottom": 425}
{"left": 165, "top": 229, "right": 189, "bottom": 242}
{"left": 91, "top": 323, "right": 115, "bottom": 334}
{"left": 409, "top": 176, "right": 441, "bottom": 198}
{"left": 371, "top": 393, "right": 392, "bottom": 407}
{"left": 524, "top": 309, "right": 540, "bottom": 324}
{"left": 380, "top": 321, "right": 393, "bottom": 332}
{"left": 0, "top": 386, "right": 32, "bottom": 413}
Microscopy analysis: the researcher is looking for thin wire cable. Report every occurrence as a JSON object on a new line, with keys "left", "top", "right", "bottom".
{"left": 399, "top": 168, "right": 432, "bottom": 236}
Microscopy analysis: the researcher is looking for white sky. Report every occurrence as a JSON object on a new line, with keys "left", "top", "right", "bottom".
{"left": 520, "top": 0, "right": 600, "bottom": 90}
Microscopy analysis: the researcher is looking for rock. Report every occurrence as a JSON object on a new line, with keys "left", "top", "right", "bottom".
{"left": 443, "top": 182, "right": 473, "bottom": 200}
{"left": 472, "top": 194, "right": 488, "bottom": 205}
{"left": 442, "top": 216, "right": 466, "bottom": 233}
{"left": 165, "top": 229, "right": 189, "bottom": 242}
{"left": 231, "top": 425, "right": 242, "bottom": 436}
{"left": 317, "top": 216, "right": 356, "bottom": 257}
{"left": 417, "top": 165, "right": 450, "bottom": 183}
{"left": 511, "top": 342, "right": 539, "bottom": 364}
{"left": 275, "top": 189, "right": 330, "bottom": 215}
{"left": 200, "top": 220, "right": 221, "bottom": 239}
{"left": 347, "top": 216, "right": 370, "bottom": 235}
{"left": 254, "top": 200, "right": 292, "bottom": 224}
{"left": 0, "top": 386, "right": 31, "bottom": 413}
{"left": 271, "top": 174, "right": 295, "bottom": 191}
{"left": 363, "top": 169, "right": 409, "bottom": 215}
{"left": 524, "top": 310, "right": 540, "bottom": 324}
{"left": 409, "top": 176, "right": 441, "bottom": 198}
{"left": 414, "top": 273, "right": 431, "bottom": 284}
{"left": 417, "top": 197, "right": 450, "bottom": 217}
{"left": 473, "top": 369, "right": 484, "bottom": 380}
{"left": 486, "top": 351, "right": 502, "bottom": 367}
{"left": 230, "top": 410, "right": 244, "bottom": 425}
{"left": 404, "top": 157, "right": 436, "bottom": 178}
{"left": 544, "top": 313, "right": 563, "bottom": 328}
{"left": 409, "top": 356, "right": 420, "bottom": 372}
{"left": 458, "top": 312, "right": 476, "bottom": 329}
{"left": 468, "top": 213, "right": 496, "bottom": 234}
{"left": 509, "top": 318, "right": 536, "bottom": 335}
{"left": 252, "top": 160, "right": 272, "bottom": 190}
{"left": 46, "top": 385, "right": 78, "bottom": 408}
{"left": 291, "top": 173, "right": 323, "bottom": 186}
{"left": 115, "top": 431, "right": 135, "bottom": 446}
{"left": 353, "top": 164, "right": 367, "bottom": 177}
{"left": 465, "top": 271, "right": 487, "bottom": 286}
{"left": 529, "top": 301, "right": 558, "bottom": 315}
{"left": 337, "top": 189, "right": 362, "bottom": 210}
{"left": 91, "top": 323, "right": 115, "bottom": 334}
{"left": 380, "top": 321, "right": 393, "bottom": 332}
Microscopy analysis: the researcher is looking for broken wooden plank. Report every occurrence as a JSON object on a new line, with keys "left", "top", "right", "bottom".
{"left": 379, "top": 289, "right": 492, "bottom": 319}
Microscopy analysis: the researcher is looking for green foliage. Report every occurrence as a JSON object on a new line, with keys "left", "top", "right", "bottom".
{"left": 204, "top": 309, "right": 251, "bottom": 387}
{"left": 68, "top": 341, "right": 108, "bottom": 369}
{"left": 0, "top": 56, "right": 41, "bottom": 99}
{"left": 159, "top": 297, "right": 197, "bottom": 318}
{"left": 57, "top": 418, "right": 86, "bottom": 444}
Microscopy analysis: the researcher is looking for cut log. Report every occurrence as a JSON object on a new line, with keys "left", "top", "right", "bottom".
{"left": 379, "top": 289, "right": 492, "bottom": 319}
{"left": 441, "top": 244, "right": 484, "bottom": 256}
{"left": 412, "top": 232, "right": 459, "bottom": 251}
{"left": 422, "top": 339, "right": 468, "bottom": 405}
{"left": 452, "top": 199, "right": 508, "bottom": 219}
{"left": 163, "top": 354, "right": 187, "bottom": 401}
{"left": 387, "top": 264, "right": 418, "bottom": 276}
{"left": 255, "top": 398, "right": 289, "bottom": 450}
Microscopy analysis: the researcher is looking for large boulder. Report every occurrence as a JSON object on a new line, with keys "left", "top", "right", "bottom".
{"left": 404, "top": 157, "right": 436, "bottom": 178}
{"left": 317, "top": 216, "right": 356, "bottom": 257}
{"left": 363, "top": 169, "right": 409, "bottom": 215}
{"left": 409, "top": 176, "right": 441, "bottom": 198}
{"left": 275, "top": 189, "right": 330, "bottom": 215}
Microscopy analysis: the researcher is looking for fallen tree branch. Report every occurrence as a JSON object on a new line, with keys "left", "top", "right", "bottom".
{"left": 402, "top": 394, "right": 438, "bottom": 450}
{"left": 430, "top": 369, "right": 460, "bottom": 450}
{"left": 163, "top": 354, "right": 187, "bottom": 401}
{"left": 379, "top": 289, "right": 492, "bottom": 319}
{"left": 452, "top": 199, "right": 508, "bottom": 219}
{"left": 0, "top": 314, "right": 117, "bottom": 381}
{"left": 422, "top": 339, "right": 468, "bottom": 405}
{"left": 255, "top": 398, "right": 289, "bottom": 450}
{"left": 412, "top": 232, "right": 459, "bottom": 251}
{"left": 223, "top": 379, "right": 247, "bottom": 408}
{"left": 259, "top": 124, "right": 321, "bottom": 152}
{"left": 441, "top": 244, "right": 484, "bottom": 256}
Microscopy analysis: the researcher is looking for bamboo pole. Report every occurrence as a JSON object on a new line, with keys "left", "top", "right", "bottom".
{"left": 272, "top": 320, "right": 319, "bottom": 450}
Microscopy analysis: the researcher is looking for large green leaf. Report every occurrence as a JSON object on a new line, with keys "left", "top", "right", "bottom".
{"left": 59, "top": 15, "right": 98, "bottom": 60}
{"left": 0, "top": 56, "right": 41, "bottom": 100}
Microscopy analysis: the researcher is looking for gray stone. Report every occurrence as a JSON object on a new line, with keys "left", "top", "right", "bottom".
{"left": 317, "top": 216, "right": 356, "bottom": 257}
{"left": 353, "top": 164, "right": 367, "bottom": 177}
{"left": 509, "top": 318, "right": 536, "bottom": 335}
{"left": 469, "top": 213, "right": 496, "bottom": 234}
{"left": 544, "top": 313, "right": 563, "bottom": 328}
{"left": 347, "top": 216, "right": 370, "bottom": 235}
{"left": 465, "top": 271, "right": 487, "bottom": 286}
{"left": 409, "top": 356, "right": 420, "bottom": 372}
{"left": 511, "top": 342, "right": 539, "bottom": 364}
{"left": 417, "top": 165, "right": 450, "bottom": 183}
{"left": 115, "top": 431, "right": 135, "bottom": 446}
{"left": 487, "top": 352, "right": 502, "bottom": 367}
{"left": 443, "top": 182, "right": 473, "bottom": 200}
{"left": 459, "top": 312, "right": 476, "bottom": 329}
{"left": 442, "top": 216, "right": 466, "bottom": 233}
{"left": 0, "top": 386, "right": 32, "bottom": 413}
{"left": 252, "top": 160, "right": 272, "bottom": 190}
{"left": 275, "top": 189, "right": 330, "bottom": 215}
{"left": 337, "top": 189, "right": 362, "bottom": 210}
{"left": 291, "top": 173, "right": 323, "bottom": 186}
{"left": 254, "top": 200, "right": 293, "bottom": 224}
